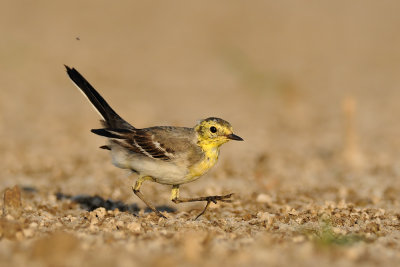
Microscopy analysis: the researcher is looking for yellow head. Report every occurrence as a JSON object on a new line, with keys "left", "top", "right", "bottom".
{"left": 195, "top": 117, "right": 243, "bottom": 148}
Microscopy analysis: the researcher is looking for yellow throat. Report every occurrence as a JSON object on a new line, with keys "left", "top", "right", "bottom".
{"left": 185, "top": 140, "right": 221, "bottom": 182}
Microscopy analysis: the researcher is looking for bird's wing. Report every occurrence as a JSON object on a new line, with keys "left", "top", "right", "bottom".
{"left": 91, "top": 126, "right": 197, "bottom": 161}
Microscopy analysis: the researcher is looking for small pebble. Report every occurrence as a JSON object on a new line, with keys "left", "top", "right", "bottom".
{"left": 256, "top": 194, "right": 272, "bottom": 203}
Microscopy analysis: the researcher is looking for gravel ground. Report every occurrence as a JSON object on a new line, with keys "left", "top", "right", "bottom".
{"left": 1, "top": 1, "right": 400, "bottom": 266}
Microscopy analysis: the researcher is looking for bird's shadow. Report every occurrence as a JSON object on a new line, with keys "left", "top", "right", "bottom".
{"left": 55, "top": 192, "right": 176, "bottom": 215}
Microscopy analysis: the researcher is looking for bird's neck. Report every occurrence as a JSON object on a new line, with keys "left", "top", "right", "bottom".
{"left": 197, "top": 142, "right": 220, "bottom": 170}
{"left": 185, "top": 144, "right": 220, "bottom": 182}
{"left": 197, "top": 140, "right": 221, "bottom": 156}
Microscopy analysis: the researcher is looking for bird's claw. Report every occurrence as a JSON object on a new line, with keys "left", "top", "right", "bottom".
{"left": 205, "top": 193, "right": 234, "bottom": 204}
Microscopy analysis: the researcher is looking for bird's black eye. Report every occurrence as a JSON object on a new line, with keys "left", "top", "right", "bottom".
{"left": 210, "top": 126, "right": 217, "bottom": 133}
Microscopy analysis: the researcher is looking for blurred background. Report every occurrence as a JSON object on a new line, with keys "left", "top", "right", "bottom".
{"left": 1, "top": 1, "right": 400, "bottom": 266}
{"left": 2, "top": 0, "right": 400, "bottom": 190}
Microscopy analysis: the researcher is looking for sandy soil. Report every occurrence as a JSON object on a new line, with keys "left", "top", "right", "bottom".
{"left": 1, "top": 1, "right": 400, "bottom": 266}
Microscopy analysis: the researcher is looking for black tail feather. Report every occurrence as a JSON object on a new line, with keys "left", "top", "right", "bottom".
{"left": 65, "top": 65, "right": 134, "bottom": 130}
{"left": 91, "top": 129, "right": 125, "bottom": 139}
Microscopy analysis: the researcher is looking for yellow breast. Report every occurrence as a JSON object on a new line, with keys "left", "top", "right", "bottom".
{"left": 184, "top": 145, "right": 220, "bottom": 183}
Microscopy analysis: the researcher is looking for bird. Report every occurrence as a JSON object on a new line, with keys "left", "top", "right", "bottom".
{"left": 64, "top": 65, "right": 243, "bottom": 219}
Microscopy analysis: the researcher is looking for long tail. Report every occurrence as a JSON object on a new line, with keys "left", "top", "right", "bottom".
{"left": 65, "top": 65, "right": 134, "bottom": 130}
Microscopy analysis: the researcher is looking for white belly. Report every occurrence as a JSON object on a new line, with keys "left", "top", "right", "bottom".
{"left": 110, "top": 148, "right": 189, "bottom": 185}
{"left": 130, "top": 158, "right": 188, "bottom": 184}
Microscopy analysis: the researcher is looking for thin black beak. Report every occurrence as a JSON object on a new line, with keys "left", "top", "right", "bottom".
{"left": 227, "top": 133, "right": 244, "bottom": 141}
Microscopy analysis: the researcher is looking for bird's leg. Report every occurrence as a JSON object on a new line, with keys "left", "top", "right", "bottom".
{"left": 132, "top": 176, "right": 166, "bottom": 219}
{"left": 171, "top": 185, "right": 233, "bottom": 220}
